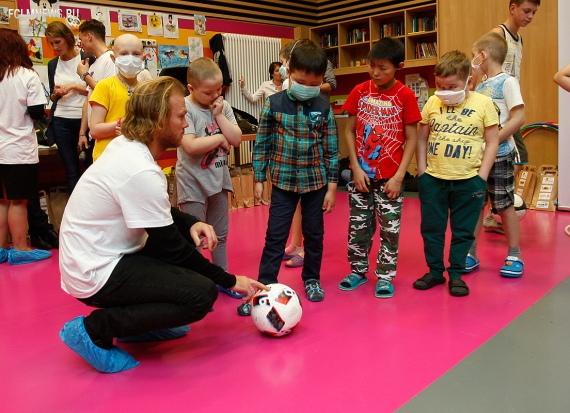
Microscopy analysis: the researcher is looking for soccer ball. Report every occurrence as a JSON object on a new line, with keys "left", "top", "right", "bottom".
{"left": 492, "top": 193, "right": 527, "bottom": 222}
{"left": 251, "top": 283, "right": 302, "bottom": 337}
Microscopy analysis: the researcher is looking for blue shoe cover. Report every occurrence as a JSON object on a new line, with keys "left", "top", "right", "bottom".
{"left": 0, "top": 248, "right": 8, "bottom": 264}
{"left": 217, "top": 285, "right": 246, "bottom": 299}
{"left": 60, "top": 316, "right": 139, "bottom": 373}
{"left": 117, "top": 325, "right": 190, "bottom": 342}
{"left": 8, "top": 249, "right": 51, "bottom": 265}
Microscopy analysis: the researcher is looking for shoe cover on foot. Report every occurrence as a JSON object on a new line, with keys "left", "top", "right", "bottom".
{"left": 0, "top": 248, "right": 8, "bottom": 264}
{"left": 60, "top": 316, "right": 139, "bottom": 373}
{"left": 8, "top": 249, "right": 51, "bottom": 265}
{"left": 117, "top": 325, "right": 190, "bottom": 342}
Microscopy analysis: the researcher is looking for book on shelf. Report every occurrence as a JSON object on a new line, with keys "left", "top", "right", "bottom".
{"left": 320, "top": 32, "right": 338, "bottom": 48}
{"left": 414, "top": 41, "right": 438, "bottom": 59}
{"left": 411, "top": 15, "right": 436, "bottom": 33}
{"left": 380, "top": 21, "right": 404, "bottom": 38}
{"left": 346, "top": 26, "right": 369, "bottom": 44}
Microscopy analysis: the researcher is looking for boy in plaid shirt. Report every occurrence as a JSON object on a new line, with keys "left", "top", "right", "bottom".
{"left": 237, "top": 41, "right": 339, "bottom": 315}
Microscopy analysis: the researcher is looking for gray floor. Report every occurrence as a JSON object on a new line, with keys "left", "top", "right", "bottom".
{"left": 398, "top": 277, "right": 570, "bottom": 413}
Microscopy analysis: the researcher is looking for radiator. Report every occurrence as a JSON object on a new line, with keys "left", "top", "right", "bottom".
{"left": 222, "top": 33, "right": 281, "bottom": 166}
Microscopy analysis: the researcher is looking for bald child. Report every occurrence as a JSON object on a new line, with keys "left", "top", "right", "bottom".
{"left": 89, "top": 34, "right": 145, "bottom": 160}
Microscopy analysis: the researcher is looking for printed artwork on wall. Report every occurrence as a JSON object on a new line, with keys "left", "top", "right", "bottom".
{"left": 147, "top": 12, "right": 163, "bottom": 36}
{"left": 158, "top": 44, "right": 189, "bottom": 69}
{"left": 143, "top": 46, "right": 159, "bottom": 77}
{"left": 31, "top": 0, "right": 59, "bottom": 13}
{"left": 118, "top": 9, "right": 142, "bottom": 32}
{"left": 65, "top": 13, "right": 80, "bottom": 31}
{"left": 0, "top": 7, "right": 10, "bottom": 25}
{"left": 163, "top": 14, "right": 179, "bottom": 39}
{"left": 19, "top": 15, "right": 47, "bottom": 36}
{"left": 92, "top": 6, "right": 111, "bottom": 36}
{"left": 188, "top": 37, "right": 204, "bottom": 62}
{"left": 194, "top": 15, "right": 206, "bottom": 35}
{"left": 23, "top": 36, "right": 44, "bottom": 64}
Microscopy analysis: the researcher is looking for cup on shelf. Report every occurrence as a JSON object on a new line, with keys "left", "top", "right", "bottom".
{"left": 355, "top": 60, "right": 361, "bottom": 67}
{"left": 350, "top": 60, "right": 355, "bottom": 67}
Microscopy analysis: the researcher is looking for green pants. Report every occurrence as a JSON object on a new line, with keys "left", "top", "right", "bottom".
{"left": 418, "top": 173, "right": 487, "bottom": 279}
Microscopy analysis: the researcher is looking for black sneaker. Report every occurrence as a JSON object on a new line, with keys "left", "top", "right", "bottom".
{"left": 304, "top": 279, "right": 324, "bottom": 302}
{"left": 30, "top": 234, "right": 54, "bottom": 250}
{"left": 237, "top": 302, "right": 251, "bottom": 316}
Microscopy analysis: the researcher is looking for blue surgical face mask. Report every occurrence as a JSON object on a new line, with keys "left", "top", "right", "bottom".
{"left": 278, "top": 64, "right": 288, "bottom": 80}
{"left": 289, "top": 80, "right": 321, "bottom": 101}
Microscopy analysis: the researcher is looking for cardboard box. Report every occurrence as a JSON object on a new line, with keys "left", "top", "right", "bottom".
{"left": 164, "top": 167, "right": 178, "bottom": 208}
{"left": 48, "top": 186, "right": 69, "bottom": 230}
{"left": 38, "top": 190, "right": 55, "bottom": 228}
{"left": 229, "top": 167, "right": 243, "bottom": 210}
{"left": 240, "top": 164, "right": 255, "bottom": 208}
{"left": 515, "top": 164, "right": 537, "bottom": 206}
{"left": 529, "top": 165, "right": 558, "bottom": 212}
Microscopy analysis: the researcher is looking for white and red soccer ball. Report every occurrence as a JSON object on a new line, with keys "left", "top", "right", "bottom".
{"left": 251, "top": 283, "right": 302, "bottom": 337}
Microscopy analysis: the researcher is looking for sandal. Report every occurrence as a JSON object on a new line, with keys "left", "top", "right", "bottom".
{"left": 500, "top": 256, "right": 524, "bottom": 278}
{"left": 375, "top": 279, "right": 394, "bottom": 298}
{"left": 464, "top": 254, "right": 480, "bottom": 273}
{"left": 413, "top": 273, "right": 446, "bottom": 290}
{"left": 449, "top": 278, "right": 469, "bottom": 297}
{"left": 284, "top": 253, "right": 304, "bottom": 268}
{"left": 338, "top": 273, "right": 368, "bottom": 291}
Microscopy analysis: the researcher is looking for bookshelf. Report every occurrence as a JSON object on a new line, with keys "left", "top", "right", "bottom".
{"left": 309, "top": 4, "right": 438, "bottom": 74}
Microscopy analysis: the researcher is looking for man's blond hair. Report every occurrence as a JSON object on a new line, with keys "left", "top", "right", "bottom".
{"left": 121, "top": 77, "right": 186, "bottom": 145}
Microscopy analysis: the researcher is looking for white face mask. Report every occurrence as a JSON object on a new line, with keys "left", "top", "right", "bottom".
{"left": 471, "top": 53, "right": 485, "bottom": 77}
{"left": 434, "top": 78, "right": 469, "bottom": 106}
{"left": 115, "top": 55, "right": 144, "bottom": 79}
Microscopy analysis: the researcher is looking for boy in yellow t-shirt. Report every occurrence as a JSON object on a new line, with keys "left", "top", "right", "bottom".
{"left": 413, "top": 50, "right": 499, "bottom": 297}
{"left": 89, "top": 34, "right": 144, "bottom": 161}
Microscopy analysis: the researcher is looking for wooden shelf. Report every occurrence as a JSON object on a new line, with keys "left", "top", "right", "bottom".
{"left": 309, "top": 3, "right": 438, "bottom": 74}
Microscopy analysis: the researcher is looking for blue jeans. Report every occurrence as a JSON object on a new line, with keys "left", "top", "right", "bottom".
{"left": 258, "top": 185, "right": 326, "bottom": 285}
{"left": 52, "top": 116, "right": 82, "bottom": 194}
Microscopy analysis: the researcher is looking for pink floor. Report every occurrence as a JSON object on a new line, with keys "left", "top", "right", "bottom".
{"left": 1, "top": 193, "right": 569, "bottom": 413}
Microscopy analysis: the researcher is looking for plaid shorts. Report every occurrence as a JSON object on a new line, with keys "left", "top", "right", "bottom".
{"left": 486, "top": 151, "right": 515, "bottom": 214}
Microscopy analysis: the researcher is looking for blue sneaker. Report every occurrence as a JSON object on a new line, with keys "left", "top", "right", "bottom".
{"left": 0, "top": 248, "right": 8, "bottom": 264}
{"left": 60, "top": 316, "right": 139, "bottom": 373}
{"left": 464, "top": 254, "right": 480, "bottom": 273}
{"left": 117, "top": 325, "right": 190, "bottom": 342}
{"left": 500, "top": 256, "right": 524, "bottom": 278}
{"left": 375, "top": 279, "right": 394, "bottom": 298}
{"left": 338, "top": 273, "right": 368, "bottom": 291}
{"left": 217, "top": 285, "right": 246, "bottom": 299}
{"left": 304, "top": 279, "right": 324, "bottom": 302}
{"left": 8, "top": 249, "right": 51, "bottom": 265}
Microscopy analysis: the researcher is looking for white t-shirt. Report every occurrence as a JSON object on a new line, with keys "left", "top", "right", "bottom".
{"left": 54, "top": 54, "right": 87, "bottom": 119}
{"left": 59, "top": 136, "right": 173, "bottom": 298}
{"left": 0, "top": 67, "right": 46, "bottom": 164}
{"left": 86, "top": 50, "right": 115, "bottom": 129}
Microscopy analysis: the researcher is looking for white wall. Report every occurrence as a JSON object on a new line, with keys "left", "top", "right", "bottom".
{"left": 559, "top": 1, "right": 570, "bottom": 210}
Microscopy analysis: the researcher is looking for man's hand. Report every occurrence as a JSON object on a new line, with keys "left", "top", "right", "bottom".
{"left": 232, "top": 276, "right": 270, "bottom": 301}
{"left": 190, "top": 222, "right": 218, "bottom": 252}
{"left": 77, "top": 57, "right": 90, "bottom": 77}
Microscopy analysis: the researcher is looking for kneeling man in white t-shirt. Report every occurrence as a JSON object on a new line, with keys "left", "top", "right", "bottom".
{"left": 58, "top": 76, "right": 267, "bottom": 373}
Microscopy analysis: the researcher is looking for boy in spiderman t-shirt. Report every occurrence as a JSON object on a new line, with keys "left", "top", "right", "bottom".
{"left": 338, "top": 37, "right": 421, "bottom": 299}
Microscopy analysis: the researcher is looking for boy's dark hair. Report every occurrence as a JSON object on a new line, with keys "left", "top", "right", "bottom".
{"left": 268, "top": 61, "right": 282, "bottom": 79}
{"left": 473, "top": 32, "right": 508, "bottom": 65}
{"left": 368, "top": 37, "right": 405, "bottom": 67}
{"left": 434, "top": 50, "right": 471, "bottom": 80}
{"left": 78, "top": 19, "right": 106, "bottom": 42}
{"left": 510, "top": 0, "right": 540, "bottom": 5}
{"left": 288, "top": 40, "right": 327, "bottom": 76}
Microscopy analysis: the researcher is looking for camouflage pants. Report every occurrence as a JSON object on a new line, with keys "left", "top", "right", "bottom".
{"left": 347, "top": 179, "right": 403, "bottom": 280}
